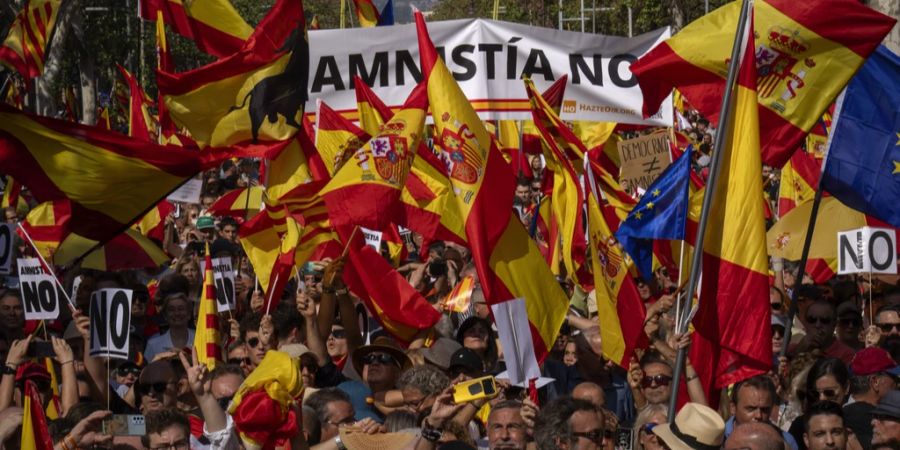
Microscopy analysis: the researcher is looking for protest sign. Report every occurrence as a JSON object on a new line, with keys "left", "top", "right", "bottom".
{"left": 0, "top": 224, "right": 13, "bottom": 275}
{"left": 617, "top": 131, "right": 672, "bottom": 191}
{"left": 491, "top": 298, "right": 541, "bottom": 386}
{"left": 17, "top": 258, "right": 62, "bottom": 320}
{"left": 838, "top": 227, "right": 897, "bottom": 275}
{"left": 212, "top": 257, "right": 236, "bottom": 312}
{"left": 166, "top": 177, "right": 203, "bottom": 204}
{"left": 308, "top": 20, "right": 671, "bottom": 125}
{"left": 361, "top": 228, "right": 383, "bottom": 252}
{"left": 89, "top": 288, "right": 132, "bottom": 359}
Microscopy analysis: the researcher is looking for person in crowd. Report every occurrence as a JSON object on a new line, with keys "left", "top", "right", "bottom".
{"left": 724, "top": 422, "right": 786, "bottom": 450}
{"left": 145, "top": 293, "right": 196, "bottom": 362}
{"left": 455, "top": 317, "right": 499, "bottom": 373}
{"left": 789, "top": 358, "right": 852, "bottom": 450}
{"left": 871, "top": 391, "right": 900, "bottom": 448}
{"left": 836, "top": 302, "right": 864, "bottom": 351}
{"left": 0, "top": 290, "right": 24, "bottom": 341}
{"left": 792, "top": 301, "right": 856, "bottom": 364}
{"left": 533, "top": 396, "right": 605, "bottom": 450}
{"left": 726, "top": 375, "right": 800, "bottom": 450}
{"left": 845, "top": 347, "right": 899, "bottom": 448}
{"left": 143, "top": 408, "right": 193, "bottom": 450}
{"left": 803, "top": 402, "right": 849, "bottom": 450}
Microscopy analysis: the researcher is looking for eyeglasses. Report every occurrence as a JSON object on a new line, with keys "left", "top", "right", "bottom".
{"left": 641, "top": 375, "right": 672, "bottom": 388}
{"left": 572, "top": 430, "right": 604, "bottom": 445}
{"left": 117, "top": 366, "right": 141, "bottom": 377}
{"left": 811, "top": 388, "right": 840, "bottom": 400}
{"left": 805, "top": 316, "right": 832, "bottom": 325}
{"left": 148, "top": 439, "right": 190, "bottom": 450}
{"left": 227, "top": 357, "right": 251, "bottom": 366}
{"left": 771, "top": 303, "right": 783, "bottom": 310}
{"left": 642, "top": 423, "right": 658, "bottom": 434}
{"left": 363, "top": 353, "right": 398, "bottom": 367}
{"left": 326, "top": 415, "right": 356, "bottom": 427}
{"left": 330, "top": 329, "right": 346, "bottom": 339}
{"left": 878, "top": 323, "right": 900, "bottom": 333}
{"left": 247, "top": 337, "right": 263, "bottom": 349}
{"left": 839, "top": 317, "right": 862, "bottom": 328}
{"left": 138, "top": 382, "right": 170, "bottom": 395}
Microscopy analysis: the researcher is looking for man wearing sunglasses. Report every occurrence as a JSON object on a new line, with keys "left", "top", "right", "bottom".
{"left": 137, "top": 360, "right": 179, "bottom": 414}
{"left": 534, "top": 396, "right": 606, "bottom": 450}
{"left": 792, "top": 301, "right": 855, "bottom": 365}
{"left": 637, "top": 353, "right": 674, "bottom": 407}
{"left": 869, "top": 305, "right": 900, "bottom": 348}
{"left": 725, "top": 375, "right": 800, "bottom": 450}
{"left": 239, "top": 312, "right": 272, "bottom": 368}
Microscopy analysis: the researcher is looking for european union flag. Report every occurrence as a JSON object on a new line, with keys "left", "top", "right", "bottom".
{"left": 821, "top": 45, "right": 900, "bottom": 228}
{"left": 377, "top": 0, "right": 394, "bottom": 26}
{"left": 615, "top": 146, "right": 692, "bottom": 280}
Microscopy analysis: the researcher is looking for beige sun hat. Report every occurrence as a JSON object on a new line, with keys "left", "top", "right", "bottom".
{"left": 338, "top": 429, "right": 417, "bottom": 450}
{"left": 652, "top": 403, "right": 725, "bottom": 450}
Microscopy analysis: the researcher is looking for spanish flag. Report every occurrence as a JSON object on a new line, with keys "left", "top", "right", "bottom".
{"left": 525, "top": 78, "right": 590, "bottom": 288}
{"left": 82, "top": 229, "right": 171, "bottom": 272}
{"left": 21, "top": 381, "right": 53, "bottom": 450}
{"left": 417, "top": 12, "right": 568, "bottom": 362}
{"left": 444, "top": 275, "right": 475, "bottom": 313}
{"left": 1, "top": 175, "right": 22, "bottom": 210}
{"left": 239, "top": 204, "right": 303, "bottom": 303}
{"left": 315, "top": 100, "right": 370, "bottom": 176}
{"left": 20, "top": 199, "right": 70, "bottom": 260}
{"left": 157, "top": 0, "right": 307, "bottom": 147}
{"left": 196, "top": 244, "right": 221, "bottom": 370}
{"left": 352, "top": 0, "right": 380, "bottom": 27}
{"left": 321, "top": 83, "right": 427, "bottom": 231}
{"left": 629, "top": 0, "right": 895, "bottom": 167}
{"left": 117, "top": 65, "right": 155, "bottom": 143}
{"left": 207, "top": 187, "right": 264, "bottom": 219}
{"left": 688, "top": 9, "right": 772, "bottom": 392}
{"left": 137, "top": 200, "right": 175, "bottom": 242}
{"left": 0, "top": 0, "right": 62, "bottom": 81}
{"left": 355, "top": 76, "right": 395, "bottom": 135}
{"left": 140, "top": 0, "right": 253, "bottom": 58}
{"left": 777, "top": 149, "right": 820, "bottom": 216}
{"left": 228, "top": 351, "right": 302, "bottom": 450}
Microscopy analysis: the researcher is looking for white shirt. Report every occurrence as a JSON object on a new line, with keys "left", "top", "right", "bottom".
{"left": 144, "top": 329, "right": 196, "bottom": 362}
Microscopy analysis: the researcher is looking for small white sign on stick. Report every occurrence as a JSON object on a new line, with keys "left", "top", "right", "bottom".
{"left": 837, "top": 227, "right": 897, "bottom": 275}
{"left": 361, "top": 227, "right": 383, "bottom": 252}
{"left": 17, "top": 258, "right": 62, "bottom": 320}
{"left": 89, "top": 288, "right": 132, "bottom": 360}
{"left": 212, "top": 257, "right": 236, "bottom": 312}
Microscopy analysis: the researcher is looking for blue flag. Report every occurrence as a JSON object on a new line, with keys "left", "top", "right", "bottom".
{"left": 615, "top": 146, "right": 692, "bottom": 280}
{"left": 377, "top": 0, "right": 394, "bottom": 26}
{"left": 821, "top": 45, "right": 900, "bottom": 228}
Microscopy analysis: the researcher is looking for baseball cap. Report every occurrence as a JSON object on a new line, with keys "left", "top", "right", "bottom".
{"left": 196, "top": 216, "right": 215, "bottom": 230}
{"left": 421, "top": 338, "right": 462, "bottom": 370}
{"left": 850, "top": 347, "right": 900, "bottom": 376}
{"left": 872, "top": 390, "right": 900, "bottom": 420}
{"left": 448, "top": 348, "right": 482, "bottom": 374}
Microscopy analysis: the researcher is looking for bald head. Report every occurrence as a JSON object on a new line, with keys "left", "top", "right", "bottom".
{"left": 724, "top": 422, "right": 786, "bottom": 450}
{"left": 573, "top": 382, "right": 606, "bottom": 409}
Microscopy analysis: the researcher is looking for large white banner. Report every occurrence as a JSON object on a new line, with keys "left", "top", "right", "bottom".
{"left": 307, "top": 19, "right": 671, "bottom": 125}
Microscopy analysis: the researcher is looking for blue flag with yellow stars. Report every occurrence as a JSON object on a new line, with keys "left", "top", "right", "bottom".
{"left": 615, "top": 146, "right": 692, "bottom": 280}
{"left": 821, "top": 45, "right": 900, "bottom": 228}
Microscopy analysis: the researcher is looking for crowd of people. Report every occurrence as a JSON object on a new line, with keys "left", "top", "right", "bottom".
{"left": 0, "top": 108, "right": 896, "bottom": 450}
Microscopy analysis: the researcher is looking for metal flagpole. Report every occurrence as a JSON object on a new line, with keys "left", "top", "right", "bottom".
{"left": 666, "top": 0, "right": 753, "bottom": 422}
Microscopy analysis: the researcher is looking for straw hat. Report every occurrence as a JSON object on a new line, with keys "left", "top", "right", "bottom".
{"left": 338, "top": 429, "right": 417, "bottom": 450}
{"left": 652, "top": 403, "right": 725, "bottom": 450}
{"left": 350, "top": 336, "right": 412, "bottom": 374}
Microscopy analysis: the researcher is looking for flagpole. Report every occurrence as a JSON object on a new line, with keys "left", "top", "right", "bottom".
{"left": 779, "top": 88, "right": 847, "bottom": 357}
{"left": 667, "top": 0, "right": 753, "bottom": 422}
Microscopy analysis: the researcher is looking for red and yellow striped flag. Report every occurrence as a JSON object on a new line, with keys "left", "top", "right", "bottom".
{"left": 0, "top": 0, "right": 62, "bottom": 81}
{"left": 207, "top": 187, "right": 264, "bottom": 219}
{"left": 20, "top": 199, "right": 71, "bottom": 260}
{"left": 1, "top": 176, "right": 22, "bottom": 210}
{"left": 630, "top": 0, "right": 895, "bottom": 167}
{"left": 355, "top": 76, "right": 395, "bottom": 136}
{"left": 321, "top": 83, "right": 427, "bottom": 231}
{"left": 416, "top": 12, "right": 568, "bottom": 363}
{"left": 117, "top": 65, "right": 156, "bottom": 142}
{"left": 137, "top": 200, "right": 175, "bottom": 242}
{"left": 352, "top": 0, "right": 380, "bottom": 27}
{"left": 157, "top": 0, "right": 307, "bottom": 148}
{"left": 140, "top": 0, "right": 253, "bottom": 58}
{"left": 82, "top": 229, "right": 170, "bottom": 272}
{"left": 777, "top": 149, "right": 820, "bottom": 216}
{"left": 21, "top": 381, "right": 53, "bottom": 450}
{"left": 196, "top": 244, "right": 221, "bottom": 370}
{"left": 444, "top": 275, "right": 475, "bottom": 313}
{"left": 689, "top": 10, "right": 772, "bottom": 392}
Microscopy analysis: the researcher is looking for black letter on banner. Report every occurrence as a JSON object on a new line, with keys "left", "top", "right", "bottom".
{"left": 0, "top": 225, "right": 11, "bottom": 271}
{"left": 522, "top": 49, "right": 554, "bottom": 81}
{"left": 110, "top": 291, "right": 129, "bottom": 349}
{"left": 312, "top": 56, "right": 345, "bottom": 93}
{"left": 869, "top": 230, "right": 894, "bottom": 271}
{"left": 451, "top": 45, "right": 476, "bottom": 81}
{"left": 609, "top": 54, "right": 638, "bottom": 88}
{"left": 37, "top": 280, "right": 56, "bottom": 312}
{"left": 478, "top": 44, "right": 502, "bottom": 79}
{"left": 91, "top": 293, "right": 109, "bottom": 349}
{"left": 22, "top": 281, "right": 40, "bottom": 313}
{"left": 350, "top": 52, "right": 389, "bottom": 88}
{"left": 395, "top": 51, "right": 422, "bottom": 85}
{"left": 569, "top": 54, "right": 603, "bottom": 86}
{"left": 839, "top": 232, "right": 863, "bottom": 272}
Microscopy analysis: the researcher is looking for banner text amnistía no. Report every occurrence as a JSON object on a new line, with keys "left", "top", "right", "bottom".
{"left": 307, "top": 19, "right": 672, "bottom": 125}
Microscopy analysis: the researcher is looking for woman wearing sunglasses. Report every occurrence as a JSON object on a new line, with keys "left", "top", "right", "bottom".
{"left": 632, "top": 404, "right": 668, "bottom": 450}
{"left": 787, "top": 358, "right": 851, "bottom": 450}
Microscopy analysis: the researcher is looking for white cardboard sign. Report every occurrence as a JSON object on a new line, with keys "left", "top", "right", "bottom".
{"left": 837, "top": 227, "right": 897, "bottom": 275}
{"left": 0, "top": 224, "right": 15, "bottom": 275}
{"left": 361, "top": 227, "right": 383, "bottom": 252}
{"left": 17, "top": 258, "right": 62, "bottom": 320}
{"left": 212, "top": 257, "right": 235, "bottom": 312}
{"left": 89, "top": 288, "right": 132, "bottom": 360}
{"left": 491, "top": 298, "right": 541, "bottom": 386}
